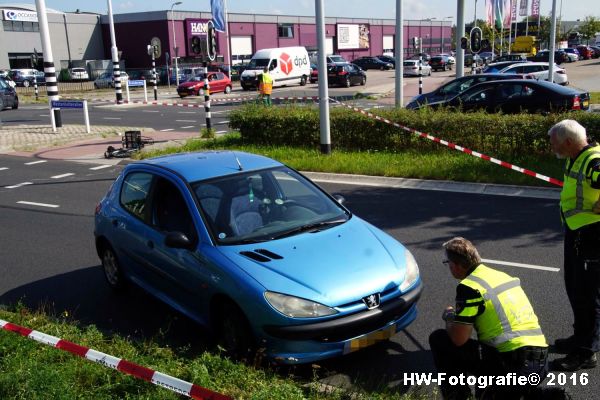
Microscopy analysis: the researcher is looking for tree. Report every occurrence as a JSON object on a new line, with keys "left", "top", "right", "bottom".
{"left": 578, "top": 16, "right": 600, "bottom": 44}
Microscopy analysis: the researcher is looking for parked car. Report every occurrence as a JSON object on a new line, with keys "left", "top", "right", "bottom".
{"left": 429, "top": 55, "right": 453, "bottom": 71}
{"left": 0, "top": 71, "right": 16, "bottom": 88}
{"left": 590, "top": 46, "right": 600, "bottom": 58}
{"left": 309, "top": 63, "right": 318, "bottom": 83}
{"left": 327, "top": 63, "right": 367, "bottom": 87}
{"left": 494, "top": 54, "right": 527, "bottom": 63}
{"left": 479, "top": 51, "right": 495, "bottom": 63}
{"left": 403, "top": 60, "right": 431, "bottom": 76}
{"left": 406, "top": 73, "right": 532, "bottom": 109}
{"left": 93, "top": 71, "right": 129, "bottom": 89}
{"left": 94, "top": 151, "right": 423, "bottom": 364}
{"left": 230, "top": 64, "right": 248, "bottom": 81}
{"left": 529, "top": 50, "right": 569, "bottom": 64}
{"left": 0, "top": 77, "right": 18, "bottom": 110}
{"left": 409, "top": 53, "right": 431, "bottom": 62}
{"left": 436, "top": 53, "right": 456, "bottom": 65}
{"left": 176, "top": 71, "right": 232, "bottom": 97}
{"left": 576, "top": 45, "right": 593, "bottom": 60}
{"left": 498, "top": 62, "right": 568, "bottom": 85}
{"left": 464, "top": 53, "right": 484, "bottom": 67}
{"left": 377, "top": 55, "right": 396, "bottom": 68}
{"left": 351, "top": 56, "right": 393, "bottom": 70}
{"left": 9, "top": 69, "right": 46, "bottom": 87}
{"left": 410, "top": 79, "right": 589, "bottom": 114}
{"left": 69, "top": 67, "right": 89, "bottom": 81}
{"left": 562, "top": 48, "right": 580, "bottom": 62}
{"left": 482, "top": 60, "right": 528, "bottom": 73}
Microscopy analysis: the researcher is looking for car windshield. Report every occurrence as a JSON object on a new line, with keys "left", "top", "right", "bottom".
{"left": 192, "top": 166, "right": 350, "bottom": 245}
{"left": 329, "top": 55, "right": 345, "bottom": 63}
{"left": 247, "top": 58, "right": 270, "bottom": 69}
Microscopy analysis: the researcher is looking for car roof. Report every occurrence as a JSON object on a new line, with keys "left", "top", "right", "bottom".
{"left": 137, "top": 151, "right": 283, "bottom": 182}
{"left": 470, "top": 79, "right": 583, "bottom": 94}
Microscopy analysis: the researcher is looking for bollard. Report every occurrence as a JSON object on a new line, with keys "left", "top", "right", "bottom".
{"left": 33, "top": 75, "right": 39, "bottom": 100}
{"left": 203, "top": 63, "right": 211, "bottom": 132}
{"left": 151, "top": 53, "right": 158, "bottom": 101}
{"left": 418, "top": 55, "right": 423, "bottom": 95}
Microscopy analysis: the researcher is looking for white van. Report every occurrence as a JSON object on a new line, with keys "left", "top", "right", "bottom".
{"left": 240, "top": 46, "right": 311, "bottom": 90}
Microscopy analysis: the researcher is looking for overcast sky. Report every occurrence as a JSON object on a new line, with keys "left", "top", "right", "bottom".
{"left": 1, "top": 0, "right": 596, "bottom": 21}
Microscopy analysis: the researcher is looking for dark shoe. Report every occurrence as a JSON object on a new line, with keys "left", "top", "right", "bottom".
{"left": 552, "top": 335, "right": 577, "bottom": 352}
{"left": 553, "top": 350, "right": 597, "bottom": 371}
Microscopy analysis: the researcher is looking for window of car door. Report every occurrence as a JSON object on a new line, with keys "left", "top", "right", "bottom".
{"left": 120, "top": 172, "right": 153, "bottom": 221}
{"left": 460, "top": 86, "right": 494, "bottom": 105}
{"left": 150, "top": 176, "right": 197, "bottom": 243}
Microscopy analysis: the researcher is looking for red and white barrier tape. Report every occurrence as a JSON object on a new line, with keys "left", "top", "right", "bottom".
{"left": 332, "top": 99, "right": 563, "bottom": 187}
{"left": 62, "top": 96, "right": 320, "bottom": 107}
{"left": 0, "top": 319, "right": 230, "bottom": 400}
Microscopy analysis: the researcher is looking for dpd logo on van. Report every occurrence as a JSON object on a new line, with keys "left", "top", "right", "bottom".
{"left": 279, "top": 53, "right": 293, "bottom": 75}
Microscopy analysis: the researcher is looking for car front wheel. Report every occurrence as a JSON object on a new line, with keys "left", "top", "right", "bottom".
{"left": 101, "top": 245, "right": 127, "bottom": 291}
{"left": 300, "top": 75, "right": 307, "bottom": 86}
{"left": 23, "top": 80, "right": 30, "bottom": 87}
{"left": 216, "top": 301, "right": 255, "bottom": 360}
{"left": 12, "top": 96, "right": 18, "bottom": 109}
{"left": 360, "top": 76, "right": 366, "bottom": 85}
{"left": 345, "top": 77, "right": 351, "bottom": 88}
{"left": 224, "top": 85, "right": 232, "bottom": 94}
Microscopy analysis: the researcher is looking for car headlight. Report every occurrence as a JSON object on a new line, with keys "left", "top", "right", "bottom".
{"left": 264, "top": 291, "right": 338, "bottom": 318}
{"left": 400, "top": 249, "right": 420, "bottom": 292}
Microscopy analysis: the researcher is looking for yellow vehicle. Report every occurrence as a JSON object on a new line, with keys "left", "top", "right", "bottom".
{"left": 511, "top": 36, "right": 537, "bottom": 57}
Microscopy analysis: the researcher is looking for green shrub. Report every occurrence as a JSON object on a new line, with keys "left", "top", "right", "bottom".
{"left": 229, "top": 104, "right": 600, "bottom": 157}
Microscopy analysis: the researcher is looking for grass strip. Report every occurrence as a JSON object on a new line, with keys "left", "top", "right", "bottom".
{"left": 138, "top": 133, "right": 564, "bottom": 188}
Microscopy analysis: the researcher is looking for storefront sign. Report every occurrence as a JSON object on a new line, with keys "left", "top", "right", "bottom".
{"left": 3, "top": 9, "right": 38, "bottom": 22}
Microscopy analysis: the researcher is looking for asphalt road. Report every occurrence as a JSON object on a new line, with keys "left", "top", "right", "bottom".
{"left": 0, "top": 155, "right": 596, "bottom": 398}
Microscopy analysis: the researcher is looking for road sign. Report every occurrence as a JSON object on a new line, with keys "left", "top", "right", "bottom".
{"left": 128, "top": 80, "right": 145, "bottom": 87}
{"left": 51, "top": 100, "right": 83, "bottom": 109}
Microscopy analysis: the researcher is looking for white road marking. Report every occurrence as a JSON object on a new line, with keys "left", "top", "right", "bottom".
{"left": 177, "top": 111, "right": 196, "bottom": 114}
{"left": 17, "top": 201, "right": 59, "bottom": 208}
{"left": 142, "top": 110, "right": 159, "bottom": 113}
{"left": 215, "top": 120, "right": 229, "bottom": 124}
{"left": 25, "top": 160, "right": 47, "bottom": 165}
{"left": 481, "top": 258, "right": 560, "bottom": 272}
{"left": 175, "top": 119, "right": 196, "bottom": 122}
{"left": 39, "top": 114, "right": 49, "bottom": 117}
{"left": 210, "top": 110, "right": 229, "bottom": 115}
{"left": 180, "top": 125, "right": 195, "bottom": 129}
{"left": 103, "top": 117, "right": 122, "bottom": 120}
{"left": 89, "top": 164, "right": 112, "bottom": 170}
{"left": 51, "top": 173, "right": 75, "bottom": 179}
{"left": 160, "top": 128, "right": 175, "bottom": 132}
{"left": 216, "top": 130, "right": 227, "bottom": 134}
{"left": 5, "top": 182, "right": 33, "bottom": 189}
{"left": 0, "top": 167, "right": 8, "bottom": 171}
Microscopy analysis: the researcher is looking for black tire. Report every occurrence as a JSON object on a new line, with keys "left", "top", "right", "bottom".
{"left": 216, "top": 301, "right": 255, "bottom": 360}
{"left": 300, "top": 75, "right": 307, "bottom": 86}
{"left": 224, "top": 85, "right": 232, "bottom": 94}
{"left": 101, "top": 244, "right": 127, "bottom": 291}
{"left": 360, "top": 76, "right": 366, "bottom": 86}
{"left": 23, "top": 80, "right": 30, "bottom": 88}
{"left": 345, "top": 77, "right": 351, "bottom": 88}
{"left": 12, "top": 96, "right": 18, "bottom": 110}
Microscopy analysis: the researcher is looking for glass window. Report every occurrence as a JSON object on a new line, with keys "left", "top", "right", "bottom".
{"left": 23, "top": 22, "right": 34, "bottom": 32}
{"left": 3, "top": 21, "right": 14, "bottom": 31}
{"left": 120, "top": 172, "right": 153, "bottom": 220}
{"left": 461, "top": 86, "right": 494, "bottom": 103}
{"left": 151, "top": 177, "right": 196, "bottom": 241}
{"left": 278, "top": 23, "right": 294, "bottom": 38}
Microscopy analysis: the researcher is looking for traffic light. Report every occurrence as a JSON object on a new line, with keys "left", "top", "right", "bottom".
{"left": 207, "top": 23, "right": 217, "bottom": 61}
{"left": 470, "top": 27, "right": 482, "bottom": 54}
{"left": 153, "top": 45, "right": 159, "bottom": 58}
{"left": 460, "top": 37, "right": 468, "bottom": 50}
{"left": 191, "top": 36, "right": 202, "bottom": 54}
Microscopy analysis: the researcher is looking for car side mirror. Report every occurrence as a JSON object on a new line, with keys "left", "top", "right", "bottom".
{"left": 165, "top": 231, "right": 195, "bottom": 250}
{"left": 333, "top": 194, "right": 346, "bottom": 205}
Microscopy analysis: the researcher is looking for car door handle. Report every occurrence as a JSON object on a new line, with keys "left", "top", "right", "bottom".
{"left": 146, "top": 240, "right": 154, "bottom": 249}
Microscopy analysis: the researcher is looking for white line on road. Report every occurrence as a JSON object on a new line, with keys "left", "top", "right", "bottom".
{"left": 89, "top": 165, "right": 112, "bottom": 170}
{"left": 210, "top": 110, "right": 228, "bottom": 114}
{"left": 5, "top": 182, "right": 33, "bottom": 189}
{"left": 17, "top": 201, "right": 59, "bottom": 208}
{"left": 160, "top": 128, "right": 175, "bottom": 132}
{"left": 177, "top": 111, "right": 196, "bottom": 114}
{"left": 215, "top": 120, "right": 229, "bottom": 125}
{"left": 142, "top": 110, "right": 159, "bottom": 113}
{"left": 0, "top": 167, "right": 8, "bottom": 171}
{"left": 180, "top": 126, "right": 195, "bottom": 129}
{"left": 25, "top": 160, "right": 47, "bottom": 165}
{"left": 51, "top": 173, "right": 75, "bottom": 179}
{"left": 175, "top": 119, "right": 196, "bottom": 122}
{"left": 103, "top": 117, "right": 122, "bottom": 120}
{"left": 481, "top": 258, "right": 560, "bottom": 272}
{"left": 216, "top": 130, "right": 227, "bottom": 134}
{"left": 39, "top": 114, "right": 49, "bottom": 117}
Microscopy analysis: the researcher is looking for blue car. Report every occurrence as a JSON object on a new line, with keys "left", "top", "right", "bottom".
{"left": 94, "top": 151, "right": 422, "bottom": 364}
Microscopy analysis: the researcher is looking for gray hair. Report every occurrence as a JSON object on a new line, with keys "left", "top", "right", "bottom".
{"left": 548, "top": 119, "right": 587, "bottom": 146}
{"left": 443, "top": 237, "right": 481, "bottom": 269}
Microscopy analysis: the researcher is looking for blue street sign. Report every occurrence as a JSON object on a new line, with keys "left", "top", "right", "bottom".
{"left": 128, "top": 80, "right": 146, "bottom": 87}
{"left": 51, "top": 100, "right": 84, "bottom": 109}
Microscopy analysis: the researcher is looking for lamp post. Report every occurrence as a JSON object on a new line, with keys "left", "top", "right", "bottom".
{"left": 441, "top": 16, "right": 452, "bottom": 52}
{"left": 171, "top": 1, "right": 182, "bottom": 87}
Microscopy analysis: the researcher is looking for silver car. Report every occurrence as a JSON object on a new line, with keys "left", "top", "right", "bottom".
{"left": 94, "top": 71, "right": 129, "bottom": 89}
{"left": 403, "top": 60, "right": 431, "bottom": 76}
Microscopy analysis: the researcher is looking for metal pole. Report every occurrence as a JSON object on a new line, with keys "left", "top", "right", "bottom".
{"left": 394, "top": 0, "right": 403, "bottom": 107}
{"left": 418, "top": 53, "right": 423, "bottom": 95}
{"left": 203, "top": 63, "right": 212, "bottom": 132}
{"left": 107, "top": 0, "right": 123, "bottom": 104}
{"left": 315, "top": 0, "right": 331, "bottom": 154}
{"left": 33, "top": 74, "right": 39, "bottom": 100}
{"left": 525, "top": 0, "right": 529, "bottom": 36}
{"left": 35, "top": 0, "right": 61, "bottom": 127}
{"left": 548, "top": 0, "right": 557, "bottom": 83}
{"left": 171, "top": 2, "right": 182, "bottom": 87}
{"left": 456, "top": 0, "right": 465, "bottom": 78}
{"left": 224, "top": 0, "right": 232, "bottom": 77}
{"left": 151, "top": 52, "right": 157, "bottom": 100}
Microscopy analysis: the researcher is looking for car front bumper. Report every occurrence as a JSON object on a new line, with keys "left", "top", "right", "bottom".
{"left": 262, "top": 280, "right": 423, "bottom": 364}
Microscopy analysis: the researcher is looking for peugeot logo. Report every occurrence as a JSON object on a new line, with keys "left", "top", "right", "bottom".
{"left": 363, "top": 293, "right": 380, "bottom": 309}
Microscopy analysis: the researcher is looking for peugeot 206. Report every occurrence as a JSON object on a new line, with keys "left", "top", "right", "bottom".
{"left": 94, "top": 151, "right": 422, "bottom": 364}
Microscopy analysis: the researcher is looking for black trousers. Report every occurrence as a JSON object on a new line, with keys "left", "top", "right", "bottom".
{"left": 429, "top": 329, "right": 548, "bottom": 400}
{"left": 564, "top": 222, "right": 600, "bottom": 353}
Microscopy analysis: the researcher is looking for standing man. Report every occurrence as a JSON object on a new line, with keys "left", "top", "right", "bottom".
{"left": 430, "top": 237, "right": 549, "bottom": 399}
{"left": 548, "top": 119, "right": 600, "bottom": 371}
{"left": 258, "top": 66, "right": 273, "bottom": 106}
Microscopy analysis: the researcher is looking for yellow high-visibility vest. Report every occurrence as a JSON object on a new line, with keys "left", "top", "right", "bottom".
{"left": 460, "top": 264, "right": 547, "bottom": 352}
{"left": 259, "top": 72, "right": 273, "bottom": 95}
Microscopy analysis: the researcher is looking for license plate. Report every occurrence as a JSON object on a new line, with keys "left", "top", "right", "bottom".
{"left": 343, "top": 323, "right": 398, "bottom": 354}
{"left": 583, "top": 100, "right": 589, "bottom": 107}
